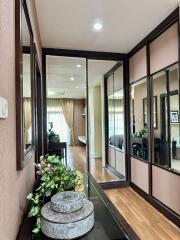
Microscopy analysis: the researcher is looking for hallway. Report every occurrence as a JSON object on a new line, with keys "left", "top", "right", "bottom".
{"left": 1, "top": 0, "right": 180, "bottom": 239}
{"left": 67, "top": 146, "right": 119, "bottom": 183}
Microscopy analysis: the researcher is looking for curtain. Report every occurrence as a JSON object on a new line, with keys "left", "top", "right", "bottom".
{"left": 47, "top": 98, "right": 61, "bottom": 112}
{"left": 47, "top": 98, "right": 71, "bottom": 144}
{"left": 23, "top": 98, "right": 32, "bottom": 146}
{"left": 60, "top": 99, "right": 75, "bottom": 146}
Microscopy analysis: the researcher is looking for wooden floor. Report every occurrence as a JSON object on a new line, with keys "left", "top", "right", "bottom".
{"left": 67, "top": 146, "right": 119, "bottom": 183}
{"left": 66, "top": 146, "right": 180, "bottom": 239}
{"left": 105, "top": 188, "right": 180, "bottom": 240}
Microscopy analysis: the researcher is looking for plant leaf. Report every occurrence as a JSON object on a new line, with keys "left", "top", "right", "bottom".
{"left": 32, "top": 227, "right": 40, "bottom": 234}
{"left": 26, "top": 193, "right": 33, "bottom": 200}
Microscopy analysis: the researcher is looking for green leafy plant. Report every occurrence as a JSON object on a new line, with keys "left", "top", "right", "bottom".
{"left": 27, "top": 155, "right": 77, "bottom": 234}
{"left": 134, "top": 128, "right": 147, "bottom": 138}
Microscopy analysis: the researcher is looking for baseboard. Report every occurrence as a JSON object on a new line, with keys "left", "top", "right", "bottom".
{"left": 106, "top": 164, "right": 125, "bottom": 180}
{"left": 130, "top": 182, "right": 180, "bottom": 228}
{"left": 100, "top": 180, "right": 129, "bottom": 190}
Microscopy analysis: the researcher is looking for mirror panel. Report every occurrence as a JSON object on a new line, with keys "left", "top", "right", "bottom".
{"left": 130, "top": 78, "right": 148, "bottom": 161}
{"left": 114, "top": 89, "right": 124, "bottom": 151}
{"left": 87, "top": 60, "right": 126, "bottom": 183}
{"left": 46, "top": 55, "right": 87, "bottom": 171}
{"left": 169, "top": 64, "right": 180, "bottom": 173}
{"left": 15, "top": 0, "right": 34, "bottom": 169}
{"left": 106, "top": 63, "right": 126, "bottom": 181}
{"left": 152, "top": 64, "right": 180, "bottom": 173}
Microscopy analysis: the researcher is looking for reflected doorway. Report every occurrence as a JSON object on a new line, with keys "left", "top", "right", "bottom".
{"left": 46, "top": 56, "right": 87, "bottom": 171}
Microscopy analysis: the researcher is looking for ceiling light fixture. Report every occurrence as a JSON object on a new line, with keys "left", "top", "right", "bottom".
{"left": 76, "top": 64, "right": 82, "bottom": 68}
{"left": 93, "top": 20, "right": 103, "bottom": 32}
{"left": 70, "top": 77, "right": 74, "bottom": 81}
{"left": 76, "top": 86, "right": 80, "bottom": 89}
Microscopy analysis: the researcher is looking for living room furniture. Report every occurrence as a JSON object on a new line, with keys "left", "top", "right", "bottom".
{"left": 48, "top": 141, "right": 67, "bottom": 166}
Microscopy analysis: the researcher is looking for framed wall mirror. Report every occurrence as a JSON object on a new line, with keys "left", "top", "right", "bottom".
{"left": 15, "top": 0, "right": 34, "bottom": 170}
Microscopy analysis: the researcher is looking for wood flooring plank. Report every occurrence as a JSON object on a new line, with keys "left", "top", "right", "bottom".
{"left": 105, "top": 188, "right": 180, "bottom": 240}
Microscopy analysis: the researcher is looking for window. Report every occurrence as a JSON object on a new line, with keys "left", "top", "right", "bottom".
{"left": 130, "top": 78, "right": 148, "bottom": 161}
{"left": 47, "top": 102, "right": 70, "bottom": 144}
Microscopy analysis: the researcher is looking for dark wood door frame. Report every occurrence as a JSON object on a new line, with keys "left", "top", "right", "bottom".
{"left": 34, "top": 46, "right": 43, "bottom": 165}
{"left": 42, "top": 49, "right": 128, "bottom": 188}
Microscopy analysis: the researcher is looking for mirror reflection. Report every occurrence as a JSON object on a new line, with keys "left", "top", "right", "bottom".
{"left": 46, "top": 56, "right": 86, "bottom": 171}
{"left": 130, "top": 78, "right": 148, "bottom": 161}
{"left": 22, "top": 5, "right": 33, "bottom": 152}
{"left": 88, "top": 60, "right": 125, "bottom": 183}
{"left": 105, "top": 64, "right": 126, "bottom": 181}
{"left": 152, "top": 64, "right": 180, "bottom": 173}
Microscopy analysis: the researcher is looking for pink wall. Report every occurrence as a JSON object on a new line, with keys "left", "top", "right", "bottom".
{"left": 152, "top": 166, "right": 180, "bottom": 215}
{"left": 131, "top": 157, "right": 149, "bottom": 194}
{"left": 129, "top": 46, "right": 147, "bottom": 83}
{"left": 0, "top": 0, "right": 42, "bottom": 239}
{"left": 150, "top": 23, "right": 178, "bottom": 74}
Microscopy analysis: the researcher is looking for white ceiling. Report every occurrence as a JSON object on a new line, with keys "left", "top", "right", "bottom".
{"left": 46, "top": 56, "right": 117, "bottom": 98}
{"left": 35, "top": 0, "right": 179, "bottom": 53}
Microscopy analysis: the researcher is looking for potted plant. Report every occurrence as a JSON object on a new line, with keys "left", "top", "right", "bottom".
{"left": 27, "top": 155, "right": 84, "bottom": 234}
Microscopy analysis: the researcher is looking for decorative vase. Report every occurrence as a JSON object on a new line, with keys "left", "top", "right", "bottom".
{"left": 41, "top": 191, "right": 94, "bottom": 239}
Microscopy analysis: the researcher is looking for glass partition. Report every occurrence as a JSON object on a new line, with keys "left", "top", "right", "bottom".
{"left": 130, "top": 78, "right": 148, "bottom": 161}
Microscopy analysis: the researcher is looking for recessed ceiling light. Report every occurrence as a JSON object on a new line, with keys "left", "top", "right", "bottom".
{"left": 93, "top": 21, "right": 103, "bottom": 32}
{"left": 76, "top": 64, "right": 82, "bottom": 68}
{"left": 76, "top": 86, "right": 80, "bottom": 89}
{"left": 70, "top": 77, "right": 74, "bottom": 81}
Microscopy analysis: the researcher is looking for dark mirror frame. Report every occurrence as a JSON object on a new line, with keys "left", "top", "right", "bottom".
{"left": 143, "top": 96, "right": 158, "bottom": 129}
{"left": 15, "top": 0, "right": 35, "bottom": 170}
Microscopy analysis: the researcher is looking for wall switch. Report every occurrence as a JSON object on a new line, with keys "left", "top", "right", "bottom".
{"left": 0, "top": 97, "right": 8, "bottom": 119}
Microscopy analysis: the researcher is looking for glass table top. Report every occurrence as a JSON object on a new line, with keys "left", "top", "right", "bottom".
{"left": 18, "top": 174, "right": 136, "bottom": 240}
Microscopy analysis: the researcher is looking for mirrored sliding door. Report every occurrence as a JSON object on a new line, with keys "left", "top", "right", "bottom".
{"left": 105, "top": 63, "right": 126, "bottom": 181}
{"left": 46, "top": 56, "right": 87, "bottom": 172}
{"left": 152, "top": 63, "right": 180, "bottom": 173}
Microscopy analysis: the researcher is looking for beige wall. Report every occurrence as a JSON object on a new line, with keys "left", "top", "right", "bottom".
{"left": 74, "top": 99, "right": 85, "bottom": 145}
{"left": 89, "top": 86, "right": 102, "bottom": 158}
{"left": 0, "top": 0, "right": 42, "bottom": 239}
{"left": 94, "top": 86, "right": 102, "bottom": 158}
